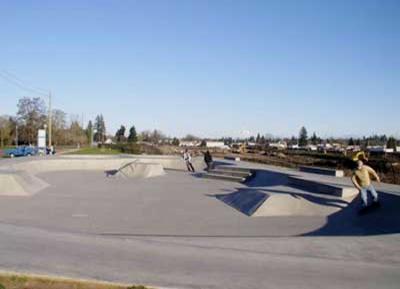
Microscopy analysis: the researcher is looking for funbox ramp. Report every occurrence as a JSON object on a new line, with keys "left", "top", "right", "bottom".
{"left": 116, "top": 161, "right": 165, "bottom": 178}
{"left": 0, "top": 171, "right": 49, "bottom": 196}
{"left": 217, "top": 189, "right": 357, "bottom": 217}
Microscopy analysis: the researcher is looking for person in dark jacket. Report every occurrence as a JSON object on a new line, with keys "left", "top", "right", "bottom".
{"left": 204, "top": 150, "right": 213, "bottom": 171}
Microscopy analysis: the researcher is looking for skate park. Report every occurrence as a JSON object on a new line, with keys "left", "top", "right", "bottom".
{"left": 1, "top": 154, "right": 400, "bottom": 288}
{"left": 0, "top": 154, "right": 399, "bottom": 236}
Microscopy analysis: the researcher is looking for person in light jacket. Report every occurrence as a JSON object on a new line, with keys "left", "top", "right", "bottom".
{"left": 183, "top": 149, "right": 195, "bottom": 172}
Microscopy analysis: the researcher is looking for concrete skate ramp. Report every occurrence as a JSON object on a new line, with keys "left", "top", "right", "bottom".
{"left": 0, "top": 171, "right": 49, "bottom": 196}
{"left": 116, "top": 161, "right": 165, "bottom": 178}
{"left": 0, "top": 155, "right": 203, "bottom": 196}
{"left": 216, "top": 189, "right": 356, "bottom": 217}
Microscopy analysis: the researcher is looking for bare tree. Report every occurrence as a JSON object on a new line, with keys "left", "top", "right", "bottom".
{"left": 16, "top": 97, "right": 47, "bottom": 144}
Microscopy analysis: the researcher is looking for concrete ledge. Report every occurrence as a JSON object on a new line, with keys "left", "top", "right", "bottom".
{"left": 299, "top": 166, "right": 344, "bottom": 177}
{"left": 224, "top": 156, "right": 241, "bottom": 161}
{"left": 215, "top": 166, "right": 253, "bottom": 173}
{"left": 288, "top": 176, "right": 358, "bottom": 198}
{"left": 210, "top": 169, "right": 252, "bottom": 178}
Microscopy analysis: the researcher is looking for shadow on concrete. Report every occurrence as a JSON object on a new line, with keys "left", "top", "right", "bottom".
{"left": 244, "top": 169, "right": 293, "bottom": 187}
{"left": 207, "top": 167, "right": 400, "bottom": 236}
{"left": 303, "top": 190, "right": 400, "bottom": 236}
{"left": 104, "top": 169, "right": 118, "bottom": 177}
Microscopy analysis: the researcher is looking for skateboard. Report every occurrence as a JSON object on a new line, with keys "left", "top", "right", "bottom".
{"left": 358, "top": 201, "right": 381, "bottom": 215}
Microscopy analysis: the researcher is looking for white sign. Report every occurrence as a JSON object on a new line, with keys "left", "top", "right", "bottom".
{"left": 38, "top": 129, "right": 46, "bottom": 148}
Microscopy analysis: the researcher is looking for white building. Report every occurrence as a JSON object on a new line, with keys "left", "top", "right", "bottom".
{"left": 306, "top": 144, "right": 318, "bottom": 151}
{"left": 179, "top": 141, "right": 200, "bottom": 147}
{"left": 268, "top": 141, "right": 287, "bottom": 150}
{"left": 206, "top": 141, "right": 230, "bottom": 149}
{"left": 367, "top": 146, "right": 394, "bottom": 153}
{"left": 104, "top": 138, "right": 114, "bottom": 145}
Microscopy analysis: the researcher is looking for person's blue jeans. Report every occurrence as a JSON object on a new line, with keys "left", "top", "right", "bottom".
{"left": 360, "top": 185, "right": 379, "bottom": 206}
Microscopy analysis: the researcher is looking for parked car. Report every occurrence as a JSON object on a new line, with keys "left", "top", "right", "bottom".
{"left": 4, "top": 146, "right": 38, "bottom": 158}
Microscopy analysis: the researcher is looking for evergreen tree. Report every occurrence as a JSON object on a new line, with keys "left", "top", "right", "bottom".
{"left": 310, "top": 132, "right": 318, "bottom": 145}
{"left": 86, "top": 120, "right": 93, "bottom": 145}
{"left": 298, "top": 126, "right": 308, "bottom": 147}
{"left": 94, "top": 114, "right": 106, "bottom": 143}
{"left": 128, "top": 125, "right": 138, "bottom": 143}
{"left": 348, "top": 137, "right": 355, "bottom": 146}
{"left": 115, "top": 125, "right": 126, "bottom": 143}
{"left": 256, "top": 133, "right": 261, "bottom": 144}
{"left": 172, "top": 137, "right": 180, "bottom": 146}
{"left": 387, "top": 137, "right": 397, "bottom": 150}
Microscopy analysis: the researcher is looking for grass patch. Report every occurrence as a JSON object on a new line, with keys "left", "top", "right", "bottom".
{"left": 67, "top": 147, "right": 122, "bottom": 155}
{"left": 0, "top": 272, "right": 151, "bottom": 289}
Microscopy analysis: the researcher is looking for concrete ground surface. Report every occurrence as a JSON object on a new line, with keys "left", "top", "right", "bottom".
{"left": 0, "top": 156, "right": 400, "bottom": 289}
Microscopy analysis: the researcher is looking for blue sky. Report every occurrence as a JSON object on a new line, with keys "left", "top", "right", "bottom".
{"left": 0, "top": 0, "right": 399, "bottom": 138}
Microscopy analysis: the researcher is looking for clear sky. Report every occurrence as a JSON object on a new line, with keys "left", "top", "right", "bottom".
{"left": 0, "top": 0, "right": 399, "bottom": 138}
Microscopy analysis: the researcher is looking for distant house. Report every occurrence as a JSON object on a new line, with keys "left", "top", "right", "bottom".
{"left": 206, "top": 141, "right": 229, "bottom": 149}
{"left": 317, "top": 143, "right": 344, "bottom": 153}
{"left": 179, "top": 141, "right": 200, "bottom": 147}
{"left": 104, "top": 138, "right": 114, "bottom": 145}
{"left": 306, "top": 144, "right": 318, "bottom": 151}
{"left": 346, "top": 145, "right": 361, "bottom": 152}
{"left": 268, "top": 141, "right": 287, "bottom": 150}
{"left": 367, "top": 146, "right": 394, "bottom": 153}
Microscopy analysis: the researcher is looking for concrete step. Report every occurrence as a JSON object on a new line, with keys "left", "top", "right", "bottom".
{"left": 202, "top": 173, "right": 246, "bottom": 183}
{"left": 299, "top": 166, "right": 344, "bottom": 177}
{"left": 288, "top": 176, "right": 358, "bottom": 198}
{"left": 209, "top": 169, "right": 252, "bottom": 178}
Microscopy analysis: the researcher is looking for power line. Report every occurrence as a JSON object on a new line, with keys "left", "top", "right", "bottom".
{"left": 1, "top": 70, "right": 48, "bottom": 94}
{"left": 0, "top": 70, "right": 48, "bottom": 96}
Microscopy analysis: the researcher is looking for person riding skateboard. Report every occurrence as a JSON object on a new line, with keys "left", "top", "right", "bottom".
{"left": 351, "top": 160, "right": 380, "bottom": 208}
{"left": 204, "top": 150, "right": 213, "bottom": 171}
{"left": 183, "top": 149, "right": 195, "bottom": 172}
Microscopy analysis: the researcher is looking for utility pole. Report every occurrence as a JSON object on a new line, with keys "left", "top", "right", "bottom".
{"left": 15, "top": 124, "right": 18, "bottom": 147}
{"left": 48, "top": 91, "right": 52, "bottom": 147}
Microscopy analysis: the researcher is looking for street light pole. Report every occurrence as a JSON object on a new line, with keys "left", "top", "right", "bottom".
{"left": 15, "top": 124, "right": 18, "bottom": 147}
{"left": 48, "top": 91, "right": 52, "bottom": 147}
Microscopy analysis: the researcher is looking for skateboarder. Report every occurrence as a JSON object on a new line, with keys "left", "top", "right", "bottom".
{"left": 183, "top": 149, "right": 195, "bottom": 172}
{"left": 204, "top": 150, "right": 213, "bottom": 171}
{"left": 351, "top": 160, "right": 380, "bottom": 208}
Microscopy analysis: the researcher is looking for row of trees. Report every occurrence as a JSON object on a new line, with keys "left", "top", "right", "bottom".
{"left": 0, "top": 97, "right": 112, "bottom": 147}
{"left": 115, "top": 125, "right": 138, "bottom": 143}
{"left": 247, "top": 127, "right": 399, "bottom": 150}
{"left": 1, "top": 98, "right": 398, "bottom": 150}
{"left": 221, "top": 127, "right": 398, "bottom": 151}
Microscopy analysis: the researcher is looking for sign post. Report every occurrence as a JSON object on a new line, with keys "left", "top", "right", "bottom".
{"left": 38, "top": 129, "right": 46, "bottom": 154}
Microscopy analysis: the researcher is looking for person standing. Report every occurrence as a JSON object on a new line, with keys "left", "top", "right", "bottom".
{"left": 351, "top": 160, "right": 380, "bottom": 208}
{"left": 204, "top": 150, "right": 213, "bottom": 171}
{"left": 183, "top": 149, "right": 195, "bottom": 172}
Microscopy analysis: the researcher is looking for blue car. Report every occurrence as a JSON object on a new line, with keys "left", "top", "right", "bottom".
{"left": 4, "top": 146, "right": 38, "bottom": 158}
